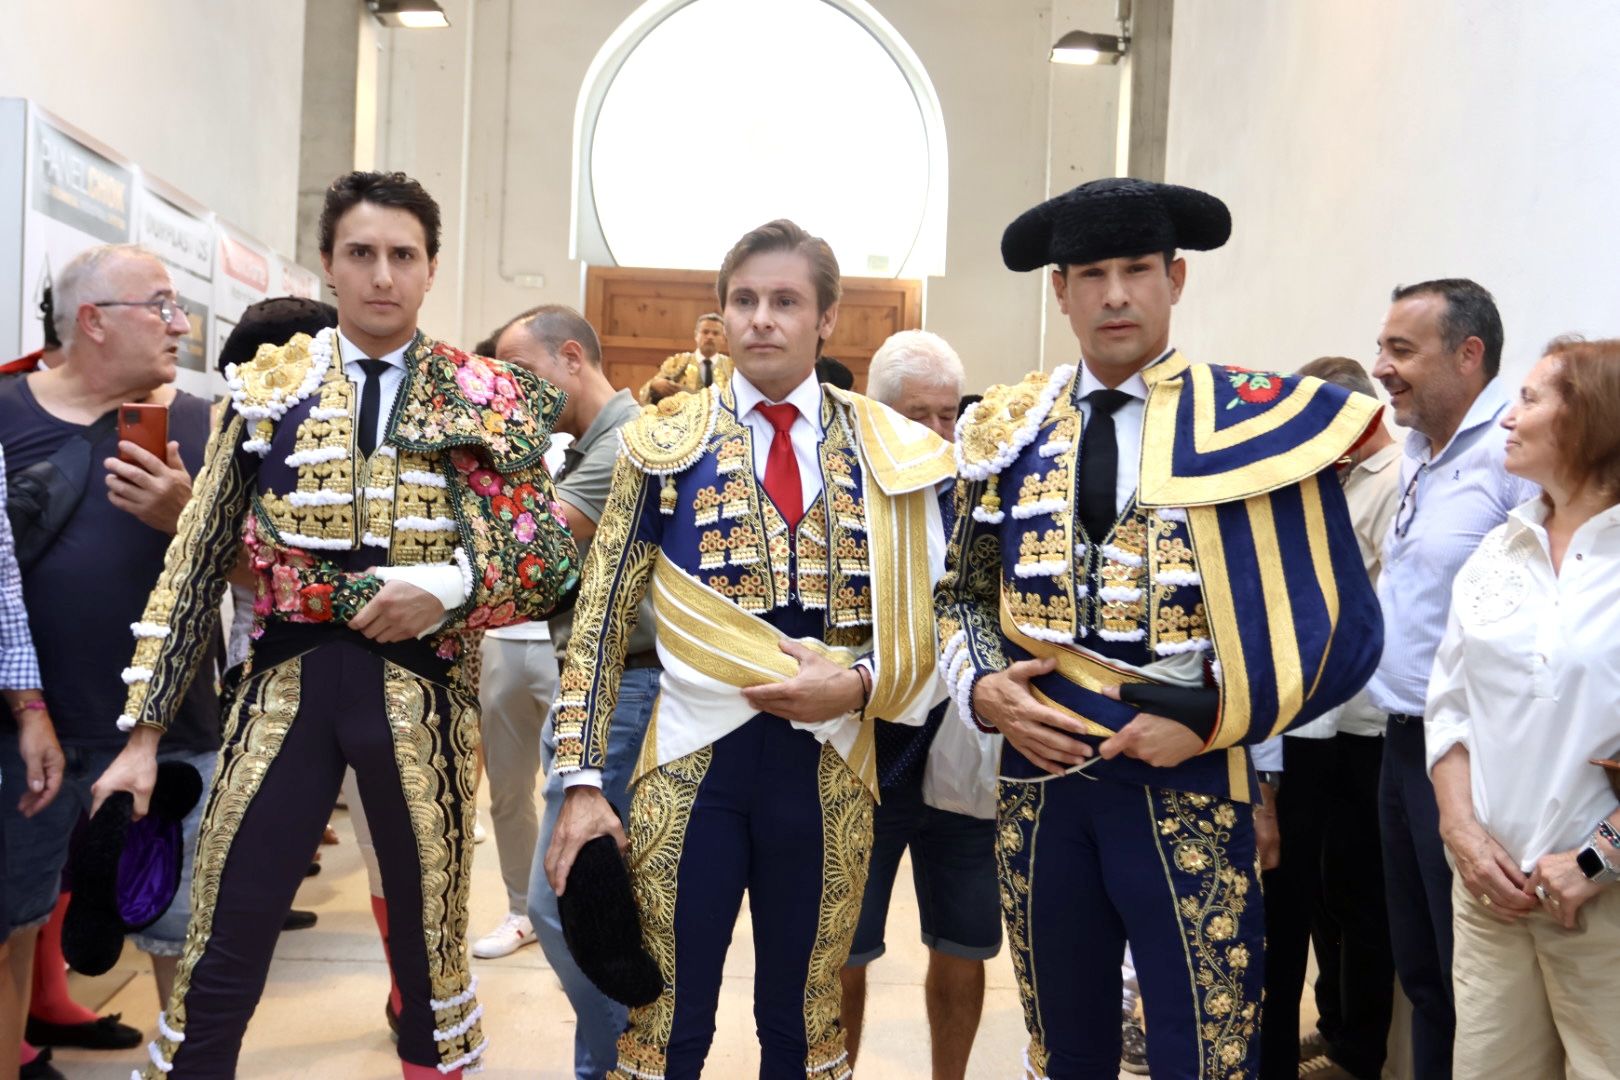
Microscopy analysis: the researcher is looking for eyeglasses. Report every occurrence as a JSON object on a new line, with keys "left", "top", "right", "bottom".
{"left": 94, "top": 296, "right": 187, "bottom": 325}
{"left": 1393, "top": 465, "right": 1424, "bottom": 539}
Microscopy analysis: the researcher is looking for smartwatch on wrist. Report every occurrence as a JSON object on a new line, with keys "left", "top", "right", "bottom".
{"left": 1577, "top": 834, "right": 1620, "bottom": 884}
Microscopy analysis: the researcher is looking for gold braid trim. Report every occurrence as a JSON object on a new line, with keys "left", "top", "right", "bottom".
{"left": 610, "top": 745, "right": 715, "bottom": 1080}
{"left": 996, "top": 778, "right": 1051, "bottom": 1079}
{"left": 122, "top": 412, "right": 253, "bottom": 731}
{"left": 383, "top": 665, "right": 486, "bottom": 1069}
{"left": 556, "top": 453, "right": 659, "bottom": 773}
{"left": 802, "top": 742, "right": 873, "bottom": 1079}
{"left": 144, "top": 661, "right": 302, "bottom": 1076}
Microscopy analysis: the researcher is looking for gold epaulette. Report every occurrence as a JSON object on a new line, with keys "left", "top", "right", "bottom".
{"left": 225, "top": 331, "right": 333, "bottom": 454}
{"left": 617, "top": 384, "right": 720, "bottom": 476}
{"left": 954, "top": 365, "right": 1074, "bottom": 482}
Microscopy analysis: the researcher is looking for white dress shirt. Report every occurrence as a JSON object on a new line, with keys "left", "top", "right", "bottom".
{"left": 1074, "top": 351, "right": 1165, "bottom": 518}
{"left": 1367, "top": 378, "right": 1539, "bottom": 716}
{"left": 1425, "top": 499, "right": 1620, "bottom": 870}
{"left": 731, "top": 368, "right": 826, "bottom": 516}
{"left": 333, "top": 331, "right": 466, "bottom": 616}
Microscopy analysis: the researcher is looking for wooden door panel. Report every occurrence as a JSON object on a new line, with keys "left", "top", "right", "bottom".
{"left": 585, "top": 266, "right": 921, "bottom": 395}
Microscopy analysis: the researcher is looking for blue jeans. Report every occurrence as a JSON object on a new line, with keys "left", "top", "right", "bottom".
{"left": 529, "top": 665, "right": 660, "bottom": 1080}
{"left": 131, "top": 748, "right": 219, "bottom": 955}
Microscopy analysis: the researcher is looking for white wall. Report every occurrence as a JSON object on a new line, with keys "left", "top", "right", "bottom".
{"left": 370, "top": 0, "right": 1127, "bottom": 392}
{"left": 1165, "top": 0, "right": 1620, "bottom": 387}
{"left": 0, "top": 0, "right": 308, "bottom": 253}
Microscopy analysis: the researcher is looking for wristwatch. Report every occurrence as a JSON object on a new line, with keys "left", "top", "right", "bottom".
{"left": 1576, "top": 834, "right": 1620, "bottom": 884}
{"left": 1256, "top": 771, "right": 1282, "bottom": 792}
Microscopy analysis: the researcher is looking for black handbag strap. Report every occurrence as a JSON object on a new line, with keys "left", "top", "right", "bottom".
{"left": 5, "top": 404, "right": 121, "bottom": 573}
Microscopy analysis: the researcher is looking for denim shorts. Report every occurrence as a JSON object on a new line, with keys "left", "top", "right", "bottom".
{"left": 1, "top": 733, "right": 216, "bottom": 954}
{"left": 846, "top": 771, "right": 1002, "bottom": 965}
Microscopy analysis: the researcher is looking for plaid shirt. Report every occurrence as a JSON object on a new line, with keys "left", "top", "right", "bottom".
{"left": 0, "top": 443, "right": 42, "bottom": 690}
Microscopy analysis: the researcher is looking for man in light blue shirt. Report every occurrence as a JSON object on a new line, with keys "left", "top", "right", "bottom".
{"left": 1366, "top": 279, "right": 1537, "bottom": 1080}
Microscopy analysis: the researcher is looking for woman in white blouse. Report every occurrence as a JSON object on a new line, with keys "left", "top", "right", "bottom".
{"left": 1427, "top": 335, "right": 1620, "bottom": 1078}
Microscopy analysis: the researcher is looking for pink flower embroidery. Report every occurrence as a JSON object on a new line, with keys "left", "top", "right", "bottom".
{"left": 492, "top": 375, "right": 518, "bottom": 400}
{"left": 488, "top": 600, "right": 517, "bottom": 626}
{"left": 466, "top": 605, "right": 492, "bottom": 629}
{"left": 271, "top": 565, "right": 302, "bottom": 612}
{"left": 514, "top": 512, "right": 537, "bottom": 543}
{"left": 455, "top": 357, "right": 497, "bottom": 403}
{"left": 450, "top": 448, "right": 481, "bottom": 474}
{"left": 469, "top": 469, "right": 503, "bottom": 496}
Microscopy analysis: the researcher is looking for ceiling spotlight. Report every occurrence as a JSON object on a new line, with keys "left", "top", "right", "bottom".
{"left": 367, "top": 0, "right": 451, "bottom": 29}
{"left": 1050, "top": 29, "right": 1129, "bottom": 66}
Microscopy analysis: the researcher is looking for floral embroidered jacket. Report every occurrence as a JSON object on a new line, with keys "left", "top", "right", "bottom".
{"left": 117, "top": 329, "right": 579, "bottom": 733}
{"left": 936, "top": 352, "right": 1384, "bottom": 800}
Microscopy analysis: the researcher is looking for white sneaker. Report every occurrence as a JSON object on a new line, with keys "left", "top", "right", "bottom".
{"left": 471, "top": 912, "right": 536, "bottom": 959}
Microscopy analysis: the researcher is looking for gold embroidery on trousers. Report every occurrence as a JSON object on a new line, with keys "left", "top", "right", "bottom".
{"left": 611, "top": 746, "right": 714, "bottom": 1080}
{"left": 384, "top": 665, "right": 487, "bottom": 1070}
{"left": 802, "top": 744, "right": 873, "bottom": 1079}
{"left": 996, "top": 778, "right": 1051, "bottom": 1079}
{"left": 1150, "top": 789, "right": 1259, "bottom": 1079}
{"left": 142, "top": 661, "right": 302, "bottom": 1078}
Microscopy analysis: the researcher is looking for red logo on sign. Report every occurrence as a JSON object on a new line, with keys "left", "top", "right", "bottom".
{"left": 220, "top": 234, "right": 269, "bottom": 292}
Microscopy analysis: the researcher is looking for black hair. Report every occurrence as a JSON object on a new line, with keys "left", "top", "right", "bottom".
{"left": 318, "top": 171, "right": 442, "bottom": 260}
{"left": 1390, "top": 278, "right": 1503, "bottom": 380}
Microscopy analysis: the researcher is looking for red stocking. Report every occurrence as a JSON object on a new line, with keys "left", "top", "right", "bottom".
{"left": 370, "top": 893, "right": 403, "bottom": 1014}
{"left": 401, "top": 1062, "right": 458, "bottom": 1079}
{"left": 30, "top": 892, "right": 99, "bottom": 1025}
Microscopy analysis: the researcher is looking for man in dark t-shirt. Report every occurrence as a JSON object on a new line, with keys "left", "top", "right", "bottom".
{"left": 0, "top": 243, "right": 223, "bottom": 1055}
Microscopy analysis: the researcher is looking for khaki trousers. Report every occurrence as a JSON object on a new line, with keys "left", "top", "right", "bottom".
{"left": 478, "top": 635, "right": 557, "bottom": 913}
{"left": 1452, "top": 871, "right": 1620, "bottom": 1078}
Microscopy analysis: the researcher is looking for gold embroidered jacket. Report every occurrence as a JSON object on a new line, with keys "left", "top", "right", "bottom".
{"left": 637, "top": 352, "right": 733, "bottom": 404}
{"left": 552, "top": 378, "right": 951, "bottom": 792}
{"left": 117, "top": 329, "right": 579, "bottom": 733}
{"left": 936, "top": 352, "right": 1384, "bottom": 795}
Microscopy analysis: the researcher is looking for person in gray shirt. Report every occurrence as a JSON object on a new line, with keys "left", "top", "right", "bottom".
{"left": 492, "top": 305, "right": 656, "bottom": 1080}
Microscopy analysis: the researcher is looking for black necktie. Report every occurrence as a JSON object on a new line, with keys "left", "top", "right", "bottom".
{"left": 1078, "top": 388, "right": 1130, "bottom": 543}
{"left": 356, "top": 357, "right": 391, "bottom": 458}
{"left": 701, "top": 357, "right": 713, "bottom": 387}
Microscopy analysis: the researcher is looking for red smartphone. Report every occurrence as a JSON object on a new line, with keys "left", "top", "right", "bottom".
{"left": 118, "top": 403, "right": 169, "bottom": 463}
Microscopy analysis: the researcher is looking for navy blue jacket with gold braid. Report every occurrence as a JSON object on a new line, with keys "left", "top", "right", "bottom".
{"left": 935, "top": 352, "right": 1384, "bottom": 801}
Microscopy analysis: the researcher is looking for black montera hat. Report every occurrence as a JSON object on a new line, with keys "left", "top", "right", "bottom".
{"left": 63, "top": 761, "right": 205, "bottom": 976}
{"left": 558, "top": 835, "right": 664, "bottom": 1007}
{"left": 1001, "top": 177, "right": 1231, "bottom": 272}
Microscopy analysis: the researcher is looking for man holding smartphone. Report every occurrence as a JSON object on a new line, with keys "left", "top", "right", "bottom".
{"left": 0, "top": 243, "right": 218, "bottom": 1074}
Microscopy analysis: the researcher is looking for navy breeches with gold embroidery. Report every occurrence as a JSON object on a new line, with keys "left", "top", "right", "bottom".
{"left": 141, "top": 636, "right": 485, "bottom": 1078}
{"left": 612, "top": 716, "right": 873, "bottom": 1080}
{"left": 997, "top": 749, "right": 1264, "bottom": 1080}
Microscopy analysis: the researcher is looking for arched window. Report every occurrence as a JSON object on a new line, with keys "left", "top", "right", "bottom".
{"left": 574, "top": 0, "right": 948, "bottom": 278}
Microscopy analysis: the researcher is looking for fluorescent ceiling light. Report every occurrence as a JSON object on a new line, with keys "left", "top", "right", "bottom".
{"left": 368, "top": 1, "right": 451, "bottom": 29}
{"left": 1051, "top": 29, "right": 1128, "bottom": 66}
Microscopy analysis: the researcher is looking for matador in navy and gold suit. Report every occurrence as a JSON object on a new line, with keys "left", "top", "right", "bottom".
{"left": 116, "top": 327, "right": 578, "bottom": 1076}
{"left": 552, "top": 370, "right": 952, "bottom": 1079}
{"left": 936, "top": 180, "right": 1384, "bottom": 1080}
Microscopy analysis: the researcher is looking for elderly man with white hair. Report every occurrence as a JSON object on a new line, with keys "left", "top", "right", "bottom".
{"left": 839, "top": 329, "right": 1002, "bottom": 1080}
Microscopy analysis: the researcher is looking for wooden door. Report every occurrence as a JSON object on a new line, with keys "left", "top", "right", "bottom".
{"left": 584, "top": 266, "right": 922, "bottom": 395}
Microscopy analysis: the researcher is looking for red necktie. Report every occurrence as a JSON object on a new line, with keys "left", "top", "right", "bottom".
{"left": 755, "top": 402, "right": 803, "bottom": 529}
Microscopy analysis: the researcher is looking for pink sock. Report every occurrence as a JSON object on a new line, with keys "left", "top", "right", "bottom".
{"left": 19, "top": 1041, "right": 40, "bottom": 1066}
{"left": 402, "top": 1062, "right": 458, "bottom": 1079}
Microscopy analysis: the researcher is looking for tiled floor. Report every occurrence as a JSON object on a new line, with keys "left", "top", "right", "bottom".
{"left": 52, "top": 795, "right": 1051, "bottom": 1079}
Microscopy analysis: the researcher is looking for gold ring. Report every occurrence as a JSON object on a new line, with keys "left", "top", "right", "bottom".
{"left": 1480, "top": 894, "right": 1493, "bottom": 907}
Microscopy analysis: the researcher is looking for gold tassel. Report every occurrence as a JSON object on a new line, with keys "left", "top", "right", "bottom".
{"left": 980, "top": 474, "right": 1001, "bottom": 517}
{"left": 660, "top": 475, "right": 677, "bottom": 515}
